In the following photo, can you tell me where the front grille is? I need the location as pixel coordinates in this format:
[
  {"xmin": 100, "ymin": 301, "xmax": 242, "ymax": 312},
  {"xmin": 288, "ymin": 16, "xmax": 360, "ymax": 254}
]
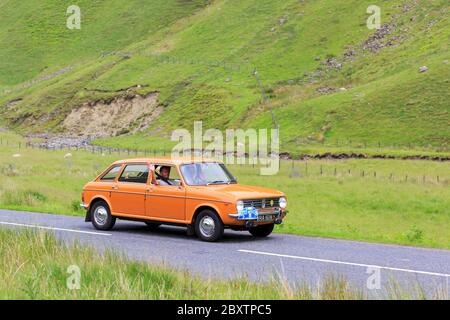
[{"xmin": 243, "ymin": 198, "xmax": 280, "ymax": 209}]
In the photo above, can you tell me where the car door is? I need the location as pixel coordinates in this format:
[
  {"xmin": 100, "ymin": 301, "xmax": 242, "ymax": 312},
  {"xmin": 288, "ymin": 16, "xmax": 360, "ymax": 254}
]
[
  {"xmin": 110, "ymin": 163, "xmax": 149, "ymax": 217},
  {"xmin": 146, "ymin": 164, "xmax": 186, "ymax": 222},
  {"xmin": 92, "ymin": 164, "xmax": 124, "ymax": 212}
]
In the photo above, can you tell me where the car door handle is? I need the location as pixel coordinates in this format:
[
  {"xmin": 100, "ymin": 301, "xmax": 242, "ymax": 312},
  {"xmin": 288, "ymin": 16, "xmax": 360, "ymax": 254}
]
[{"xmin": 112, "ymin": 186, "xmax": 119, "ymax": 190}]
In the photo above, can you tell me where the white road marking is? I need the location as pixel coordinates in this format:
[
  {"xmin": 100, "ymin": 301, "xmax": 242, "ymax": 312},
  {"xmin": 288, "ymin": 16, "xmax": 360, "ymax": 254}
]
[
  {"xmin": 0, "ymin": 221, "xmax": 112, "ymax": 236},
  {"xmin": 238, "ymin": 249, "xmax": 450, "ymax": 278}
]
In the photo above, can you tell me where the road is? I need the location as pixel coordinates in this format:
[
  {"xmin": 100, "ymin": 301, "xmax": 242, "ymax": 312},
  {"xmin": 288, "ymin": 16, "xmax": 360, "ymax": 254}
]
[{"xmin": 0, "ymin": 209, "xmax": 449, "ymax": 298}]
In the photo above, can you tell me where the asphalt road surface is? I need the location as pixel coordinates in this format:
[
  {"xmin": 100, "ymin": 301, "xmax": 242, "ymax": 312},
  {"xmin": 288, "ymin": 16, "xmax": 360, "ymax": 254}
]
[{"xmin": 0, "ymin": 209, "xmax": 449, "ymax": 298}]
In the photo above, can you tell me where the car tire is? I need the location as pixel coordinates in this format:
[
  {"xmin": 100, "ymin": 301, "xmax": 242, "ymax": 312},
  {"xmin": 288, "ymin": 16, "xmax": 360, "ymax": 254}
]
[
  {"xmin": 144, "ymin": 221, "xmax": 161, "ymax": 230},
  {"xmin": 91, "ymin": 201, "xmax": 116, "ymax": 231},
  {"xmin": 249, "ymin": 223, "xmax": 274, "ymax": 237},
  {"xmin": 195, "ymin": 210, "xmax": 224, "ymax": 242}
]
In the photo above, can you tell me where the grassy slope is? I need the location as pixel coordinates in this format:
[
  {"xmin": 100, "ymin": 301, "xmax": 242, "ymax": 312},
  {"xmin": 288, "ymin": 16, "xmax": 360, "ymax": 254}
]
[
  {"xmin": 0, "ymin": 0, "xmax": 209, "ymax": 129},
  {"xmin": 0, "ymin": 0, "xmax": 209, "ymax": 85},
  {"xmin": 1, "ymin": 132, "xmax": 449, "ymax": 249},
  {"xmin": 0, "ymin": 0, "xmax": 448, "ymax": 152}
]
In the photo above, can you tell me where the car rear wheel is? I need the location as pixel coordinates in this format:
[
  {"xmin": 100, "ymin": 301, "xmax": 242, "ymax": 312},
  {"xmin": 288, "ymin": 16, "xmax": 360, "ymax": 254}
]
[
  {"xmin": 91, "ymin": 201, "xmax": 116, "ymax": 231},
  {"xmin": 144, "ymin": 221, "xmax": 161, "ymax": 230},
  {"xmin": 249, "ymin": 223, "xmax": 274, "ymax": 237},
  {"xmin": 195, "ymin": 210, "xmax": 224, "ymax": 242}
]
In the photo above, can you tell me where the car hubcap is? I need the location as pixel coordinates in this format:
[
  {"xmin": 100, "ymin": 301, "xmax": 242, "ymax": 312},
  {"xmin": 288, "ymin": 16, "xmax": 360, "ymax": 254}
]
[
  {"xmin": 94, "ymin": 206, "xmax": 108, "ymax": 225},
  {"xmin": 199, "ymin": 216, "xmax": 215, "ymax": 238}
]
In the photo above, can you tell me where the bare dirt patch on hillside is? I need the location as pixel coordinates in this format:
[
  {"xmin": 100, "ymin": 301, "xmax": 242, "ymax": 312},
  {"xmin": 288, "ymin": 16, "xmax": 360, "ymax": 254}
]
[{"xmin": 63, "ymin": 92, "xmax": 163, "ymax": 138}]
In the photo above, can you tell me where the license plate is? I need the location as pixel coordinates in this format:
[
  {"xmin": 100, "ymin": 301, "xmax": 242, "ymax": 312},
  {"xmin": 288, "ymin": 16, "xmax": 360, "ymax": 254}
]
[
  {"xmin": 238, "ymin": 207, "xmax": 258, "ymax": 220},
  {"xmin": 257, "ymin": 214, "xmax": 274, "ymax": 221}
]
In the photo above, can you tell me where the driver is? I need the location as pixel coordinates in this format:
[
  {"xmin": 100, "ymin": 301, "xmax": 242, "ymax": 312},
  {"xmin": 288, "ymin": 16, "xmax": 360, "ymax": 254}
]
[{"xmin": 158, "ymin": 166, "xmax": 173, "ymax": 186}]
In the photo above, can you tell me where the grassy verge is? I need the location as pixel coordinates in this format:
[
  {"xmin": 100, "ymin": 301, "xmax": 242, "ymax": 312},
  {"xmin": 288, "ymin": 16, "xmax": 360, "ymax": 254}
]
[
  {"xmin": 0, "ymin": 228, "xmax": 362, "ymax": 299},
  {"xmin": 0, "ymin": 132, "xmax": 449, "ymax": 249},
  {"xmin": 1, "ymin": 228, "xmax": 447, "ymax": 300}
]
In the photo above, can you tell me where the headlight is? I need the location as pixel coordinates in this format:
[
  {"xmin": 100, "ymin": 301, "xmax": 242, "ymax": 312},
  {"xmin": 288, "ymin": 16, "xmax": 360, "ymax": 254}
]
[
  {"xmin": 279, "ymin": 197, "xmax": 287, "ymax": 209},
  {"xmin": 236, "ymin": 200, "xmax": 244, "ymax": 212}
]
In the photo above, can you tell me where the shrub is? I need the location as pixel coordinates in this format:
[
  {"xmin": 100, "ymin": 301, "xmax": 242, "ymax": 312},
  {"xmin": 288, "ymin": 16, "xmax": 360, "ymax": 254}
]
[{"xmin": 406, "ymin": 225, "xmax": 424, "ymax": 243}]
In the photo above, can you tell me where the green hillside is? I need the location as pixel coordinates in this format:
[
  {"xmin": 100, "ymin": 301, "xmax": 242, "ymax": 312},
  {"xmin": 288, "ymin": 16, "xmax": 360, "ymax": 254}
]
[{"xmin": 0, "ymin": 0, "xmax": 448, "ymax": 153}]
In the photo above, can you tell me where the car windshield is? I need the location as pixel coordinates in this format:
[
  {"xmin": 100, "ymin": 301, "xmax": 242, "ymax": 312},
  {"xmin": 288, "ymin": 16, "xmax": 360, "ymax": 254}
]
[{"xmin": 180, "ymin": 162, "xmax": 237, "ymax": 186}]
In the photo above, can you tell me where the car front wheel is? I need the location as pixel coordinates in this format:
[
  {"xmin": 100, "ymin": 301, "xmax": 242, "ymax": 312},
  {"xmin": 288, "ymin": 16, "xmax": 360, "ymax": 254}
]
[
  {"xmin": 195, "ymin": 210, "xmax": 224, "ymax": 242},
  {"xmin": 91, "ymin": 201, "xmax": 116, "ymax": 231},
  {"xmin": 249, "ymin": 223, "xmax": 274, "ymax": 237}
]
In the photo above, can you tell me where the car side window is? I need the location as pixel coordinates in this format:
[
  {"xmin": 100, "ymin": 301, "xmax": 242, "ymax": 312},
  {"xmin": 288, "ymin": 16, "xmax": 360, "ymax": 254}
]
[
  {"xmin": 118, "ymin": 164, "xmax": 149, "ymax": 184},
  {"xmin": 154, "ymin": 164, "xmax": 181, "ymax": 187},
  {"xmin": 100, "ymin": 165, "xmax": 122, "ymax": 181}
]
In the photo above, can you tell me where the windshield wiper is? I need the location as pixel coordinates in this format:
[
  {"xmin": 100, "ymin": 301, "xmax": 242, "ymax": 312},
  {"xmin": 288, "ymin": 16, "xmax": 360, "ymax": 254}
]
[{"xmin": 207, "ymin": 180, "xmax": 228, "ymax": 185}]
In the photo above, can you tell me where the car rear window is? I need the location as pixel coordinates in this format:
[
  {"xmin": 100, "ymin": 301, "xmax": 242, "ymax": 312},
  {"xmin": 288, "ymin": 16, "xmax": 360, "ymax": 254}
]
[
  {"xmin": 100, "ymin": 165, "xmax": 122, "ymax": 181},
  {"xmin": 118, "ymin": 164, "xmax": 149, "ymax": 184}
]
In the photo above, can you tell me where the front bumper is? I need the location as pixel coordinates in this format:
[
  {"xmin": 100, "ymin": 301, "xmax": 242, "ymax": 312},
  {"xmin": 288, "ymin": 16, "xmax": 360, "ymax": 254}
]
[{"xmin": 228, "ymin": 208, "xmax": 287, "ymax": 223}]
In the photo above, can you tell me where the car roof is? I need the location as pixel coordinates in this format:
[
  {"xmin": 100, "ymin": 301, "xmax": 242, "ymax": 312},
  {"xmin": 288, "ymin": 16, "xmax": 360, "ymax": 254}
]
[{"xmin": 112, "ymin": 157, "xmax": 224, "ymax": 166}]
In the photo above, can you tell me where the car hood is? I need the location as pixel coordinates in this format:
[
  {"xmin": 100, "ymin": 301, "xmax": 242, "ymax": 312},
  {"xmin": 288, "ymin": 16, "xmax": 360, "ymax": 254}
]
[{"xmin": 204, "ymin": 184, "xmax": 284, "ymax": 201}]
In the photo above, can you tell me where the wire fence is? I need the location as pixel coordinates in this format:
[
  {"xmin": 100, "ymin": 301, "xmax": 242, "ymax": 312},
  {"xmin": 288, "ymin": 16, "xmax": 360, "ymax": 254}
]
[
  {"xmin": 282, "ymin": 161, "xmax": 449, "ymax": 185},
  {"xmin": 1, "ymin": 137, "xmax": 449, "ymax": 158},
  {"xmin": 0, "ymin": 138, "xmax": 448, "ymax": 186},
  {"xmin": 297, "ymin": 138, "xmax": 449, "ymax": 152}
]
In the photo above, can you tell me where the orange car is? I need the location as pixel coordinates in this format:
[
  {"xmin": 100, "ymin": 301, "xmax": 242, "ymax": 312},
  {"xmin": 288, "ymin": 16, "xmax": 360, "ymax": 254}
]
[{"xmin": 81, "ymin": 158, "xmax": 287, "ymax": 241}]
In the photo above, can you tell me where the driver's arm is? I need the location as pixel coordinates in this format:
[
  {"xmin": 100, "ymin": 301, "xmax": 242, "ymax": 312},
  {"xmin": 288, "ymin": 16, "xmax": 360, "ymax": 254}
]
[{"xmin": 149, "ymin": 164, "xmax": 158, "ymax": 185}]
